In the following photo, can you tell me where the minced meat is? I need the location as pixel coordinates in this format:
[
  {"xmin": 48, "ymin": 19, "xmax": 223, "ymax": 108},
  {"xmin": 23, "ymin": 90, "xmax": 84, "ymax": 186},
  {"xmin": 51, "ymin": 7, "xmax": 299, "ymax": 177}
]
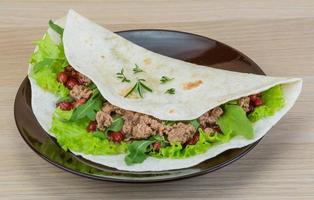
[
  {"xmin": 131, "ymin": 123, "xmax": 154, "ymax": 139},
  {"xmin": 70, "ymin": 85, "xmax": 92, "ymax": 100},
  {"xmin": 93, "ymin": 96, "xmax": 253, "ymax": 144},
  {"xmin": 238, "ymin": 96, "xmax": 251, "ymax": 112},
  {"xmin": 199, "ymin": 107, "xmax": 223, "ymax": 128},
  {"xmin": 166, "ymin": 123, "xmax": 196, "ymax": 144},
  {"xmin": 95, "ymin": 111, "xmax": 112, "ymax": 131}
]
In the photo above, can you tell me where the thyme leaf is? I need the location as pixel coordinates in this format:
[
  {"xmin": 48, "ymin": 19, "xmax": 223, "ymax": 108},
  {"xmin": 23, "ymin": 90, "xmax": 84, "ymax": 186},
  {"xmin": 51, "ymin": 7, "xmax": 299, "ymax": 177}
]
[
  {"xmin": 125, "ymin": 79, "xmax": 152, "ymax": 98},
  {"xmin": 160, "ymin": 76, "xmax": 174, "ymax": 84},
  {"xmin": 165, "ymin": 88, "xmax": 175, "ymax": 95},
  {"xmin": 116, "ymin": 68, "xmax": 130, "ymax": 83},
  {"xmin": 133, "ymin": 64, "xmax": 144, "ymax": 74}
]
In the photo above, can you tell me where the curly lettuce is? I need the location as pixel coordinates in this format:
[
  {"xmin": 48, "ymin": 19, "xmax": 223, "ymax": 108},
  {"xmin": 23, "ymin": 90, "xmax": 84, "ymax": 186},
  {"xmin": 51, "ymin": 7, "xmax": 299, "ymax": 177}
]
[
  {"xmin": 217, "ymin": 104, "xmax": 254, "ymax": 139},
  {"xmin": 248, "ymin": 85, "xmax": 285, "ymax": 122},
  {"xmin": 30, "ymin": 32, "xmax": 69, "ymax": 97},
  {"xmin": 50, "ymin": 109, "xmax": 127, "ymax": 155},
  {"xmin": 151, "ymin": 130, "xmax": 208, "ymax": 159}
]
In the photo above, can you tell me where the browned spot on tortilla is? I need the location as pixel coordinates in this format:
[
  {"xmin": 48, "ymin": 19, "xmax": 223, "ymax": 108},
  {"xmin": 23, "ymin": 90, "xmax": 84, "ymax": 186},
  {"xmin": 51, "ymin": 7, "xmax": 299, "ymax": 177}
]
[
  {"xmin": 101, "ymin": 55, "xmax": 105, "ymax": 59},
  {"xmin": 143, "ymin": 58, "xmax": 151, "ymax": 65},
  {"xmin": 169, "ymin": 109, "xmax": 176, "ymax": 113},
  {"xmin": 182, "ymin": 80, "xmax": 203, "ymax": 90},
  {"xmin": 119, "ymin": 87, "xmax": 139, "ymax": 99}
]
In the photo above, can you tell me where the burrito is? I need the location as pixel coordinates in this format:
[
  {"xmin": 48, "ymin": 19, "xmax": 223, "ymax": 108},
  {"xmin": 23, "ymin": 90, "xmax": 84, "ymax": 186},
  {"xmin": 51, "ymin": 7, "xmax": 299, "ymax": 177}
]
[{"xmin": 28, "ymin": 10, "xmax": 302, "ymax": 171}]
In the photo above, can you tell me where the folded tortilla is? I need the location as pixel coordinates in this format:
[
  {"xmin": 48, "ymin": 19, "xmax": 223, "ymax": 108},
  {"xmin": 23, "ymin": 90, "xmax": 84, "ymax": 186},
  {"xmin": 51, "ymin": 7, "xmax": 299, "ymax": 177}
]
[{"xmin": 29, "ymin": 10, "xmax": 302, "ymax": 171}]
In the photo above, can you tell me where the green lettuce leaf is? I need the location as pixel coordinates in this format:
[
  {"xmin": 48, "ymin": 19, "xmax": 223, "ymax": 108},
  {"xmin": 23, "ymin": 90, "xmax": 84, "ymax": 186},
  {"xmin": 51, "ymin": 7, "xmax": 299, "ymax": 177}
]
[
  {"xmin": 69, "ymin": 93, "xmax": 103, "ymax": 121},
  {"xmin": 151, "ymin": 129, "xmax": 211, "ymax": 159},
  {"xmin": 105, "ymin": 116, "xmax": 124, "ymax": 133},
  {"xmin": 125, "ymin": 138, "xmax": 156, "ymax": 165},
  {"xmin": 217, "ymin": 105, "xmax": 253, "ymax": 139},
  {"xmin": 190, "ymin": 119, "xmax": 200, "ymax": 129},
  {"xmin": 248, "ymin": 85, "xmax": 285, "ymax": 122},
  {"xmin": 30, "ymin": 32, "xmax": 69, "ymax": 97},
  {"xmin": 50, "ymin": 109, "xmax": 127, "ymax": 155}
]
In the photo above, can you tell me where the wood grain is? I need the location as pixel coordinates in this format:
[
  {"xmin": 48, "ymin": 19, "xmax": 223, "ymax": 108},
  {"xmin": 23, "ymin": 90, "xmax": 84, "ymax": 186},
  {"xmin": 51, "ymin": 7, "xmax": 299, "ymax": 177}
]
[{"xmin": 0, "ymin": 1, "xmax": 313, "ymax": 199}]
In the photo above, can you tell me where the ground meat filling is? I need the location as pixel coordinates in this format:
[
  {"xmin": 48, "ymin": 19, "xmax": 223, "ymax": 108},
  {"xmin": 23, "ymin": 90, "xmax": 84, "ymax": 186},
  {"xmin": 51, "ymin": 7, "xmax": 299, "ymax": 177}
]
[
  {"xmin": 238, "ymin": 96, "xmax": 251, "ymax": 112},
  {"xmin": 203, "ymin": 127, "xmax": 215, "ymax": 135},
  {"xmin": 95, "ymin": 103, "xmax": 196, "ymax": 143},
  {"xmin": 70, "ymin": 85, "xmax": 92, "ymax": 100},
  {"xmin": 93, "ymin": 94, "xmax": 257, "ymax": 144},
  {"xmin": 94, "ymin": 102, "xmax": 225, "ymax": 144},
  {"xmin": 95, "ymin": 111, "xmax": 112, "ymax": 131},
  {"xmin": 166, "ymin": 123, "xmax": 196, "ymax": 144}
]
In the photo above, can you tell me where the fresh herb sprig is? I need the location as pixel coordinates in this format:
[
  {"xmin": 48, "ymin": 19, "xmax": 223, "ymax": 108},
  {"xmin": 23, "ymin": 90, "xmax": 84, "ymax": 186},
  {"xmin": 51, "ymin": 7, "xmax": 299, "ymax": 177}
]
[
  {"xmin": 69, "ymin": 92, "xmax": 102, "ymax": 121},
  {"xmin": 165, "ymin": 88, "xmax": 175, "ymax": 95},
  {"xmin": 94, "ymin": 116, "xmax": 124, "ymax": 139},
  {"xmin": 160, "ymin": 76, "xmax": 174, "ymax": 84},
  {"xmin": 56, "ymin": 96, "xmax": 74, "ymax": 104},
  {"xmin": 124, "ymin": 79, "xmax": 152, "ymax": 98},
  {"xmin": 133, "ymin": 64, "xmax": 144, "ymax": 74},
  {"xmin": 116, "ymin": 69, "xmax": 130, "ymax": 83},
  {"xmin": 48, "ymin": 20, "xmax": 64, "ymax": 36}
]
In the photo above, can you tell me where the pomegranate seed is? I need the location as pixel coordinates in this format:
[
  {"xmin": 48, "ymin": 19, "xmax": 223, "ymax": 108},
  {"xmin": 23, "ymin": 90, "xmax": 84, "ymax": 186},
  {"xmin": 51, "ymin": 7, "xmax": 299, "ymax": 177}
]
[
  {"xmin": 57, "ymin": 101, "xmax": 73, "ymax": 111},
  {"xmin": 213, "ymin": 126, "xmax": 221, "ymax": 133},
  {"xmin": 65, "ymin": 78, "xmax": 79, "ymax": 89},
  {"xmin": 248, "ymin": 104, "xmax": 254, "ymax": 113},
  {"xmin": 249, "ymin": 95, "xmax": 257, "ymax": 102},
  {"xmin": 87, "ymin": 121, "xmax": 97, "ymax": 132},
  {"xmin": 108, "ymin": 132, "xmax": 124, "ymax": 143},
  {"xmin": 65, "ymin": 66, "xmax": 79, "ymax": 78},
  {"xmin": 186, "ymin": 132, "xmax": 199, "ymax": 145},
  {"xmin": 65, "ymin": 65, "xmax": 74, "ymax": 72},
  {"xmin": 57, "ymin": 71, "xmax": 68, "ymax": 84},
  {"xmin": 73, "ymin": 98, "xmax": 86, "ymax": 107},
  {"xmin": 254, "ymin": 98, "xmax": 263, "ymax": 106},
  {"xmin": 152, "ymin": 142, "xmax": 161, "ymax": 151},
  {"xmin": 71, "ymin": 71, "xmax": 79, "ymax": 79}
]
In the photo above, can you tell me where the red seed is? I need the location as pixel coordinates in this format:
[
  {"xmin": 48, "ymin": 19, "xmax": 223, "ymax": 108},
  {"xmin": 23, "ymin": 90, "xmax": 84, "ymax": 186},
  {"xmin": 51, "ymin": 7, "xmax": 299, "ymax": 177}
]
[
  {"xmin": 65, "ymin": 78, "xmax": 79, "ymax": 89},
  {"xmin": 249, "ymin": 95, "xmax": 257, "ymax": 102},
  {"xmin": 57, "ymin": 71, "xmax": 68, "ymax": 84},
  {"xmin": 87, "ymin": 121, "xmax": 97, "ymax": 132},
  {"xmin": 186, "ymin": 132, "xmax": 199, "ymax": 145},
  {"xmin": 108, "ymin": 132, "xmax": 124, "ymax": 143},
  {"xmin": 73, "ymin": 98, "xmax": 86, "ymax": 107},
  {"xmin": 248, "ymin": 104, "xmax": 254, "ymax": 113},
  {"xmin": 152, "ymin": 142, "xmax": 161, "ymax": 151},
  {"xmin": 254, "ymin": 98, "xmax": 263, "ymax": 106},
  {"xmin": 65, "ymin": 65, "xmax": 74, "ymax": 72},
  {"xmin": 213, "ymin": 126, "xmax": 221, "ymax": 133},
  {"xmin": 65, "ymin": 65, "xmax": 80, "ymax": 78},
  {"xmin": 71, "ymin": 71, "xmax": 79, "ymax": 79},
  {"xmin": 57, "ymin": 101, "xmax": 73, "ymax": 111}
]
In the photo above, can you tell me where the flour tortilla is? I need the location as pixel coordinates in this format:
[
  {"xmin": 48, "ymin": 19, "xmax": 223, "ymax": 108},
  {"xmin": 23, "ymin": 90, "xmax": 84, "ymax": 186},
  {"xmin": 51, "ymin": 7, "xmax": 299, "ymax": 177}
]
[{"xmin": 29, "ymin": 10, "xmax": 302, "ymax": 171}]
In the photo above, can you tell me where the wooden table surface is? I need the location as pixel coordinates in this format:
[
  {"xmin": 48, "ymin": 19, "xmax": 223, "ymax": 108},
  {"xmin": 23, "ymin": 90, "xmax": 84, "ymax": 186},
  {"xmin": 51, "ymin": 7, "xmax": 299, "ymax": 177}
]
[{"xmin": 1, "ymin": 1, "xmax": 313, "ymax": 199}]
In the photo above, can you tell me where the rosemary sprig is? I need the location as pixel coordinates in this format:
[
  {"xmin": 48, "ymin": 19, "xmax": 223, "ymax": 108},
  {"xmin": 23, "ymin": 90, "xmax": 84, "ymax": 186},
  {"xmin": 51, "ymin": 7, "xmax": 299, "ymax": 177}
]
[
  {"xmin": 165, "ymin": 88, "xmax": 175, "ymax": 95},
  {"xmin": 133, "ymin": 64, "xmax": 144, "ymax": 74},
  {"xmin": 125, "ymin": 79, "xmax": 153, "ymax": 98},
  {"xmin": 116, "ymin": 68, "xmax": 130, "ymax": 83},
  {"xmin": 160, "ymin": 76, "xmax": 174, "ymax": 84}
]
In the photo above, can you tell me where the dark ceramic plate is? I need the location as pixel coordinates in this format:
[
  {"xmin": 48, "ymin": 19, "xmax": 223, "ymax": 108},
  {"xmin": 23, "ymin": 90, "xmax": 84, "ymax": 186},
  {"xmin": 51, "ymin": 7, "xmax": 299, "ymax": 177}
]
[{"xmin": 15, "ymin": 30, "xmax": 264, "ymax": 182}]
